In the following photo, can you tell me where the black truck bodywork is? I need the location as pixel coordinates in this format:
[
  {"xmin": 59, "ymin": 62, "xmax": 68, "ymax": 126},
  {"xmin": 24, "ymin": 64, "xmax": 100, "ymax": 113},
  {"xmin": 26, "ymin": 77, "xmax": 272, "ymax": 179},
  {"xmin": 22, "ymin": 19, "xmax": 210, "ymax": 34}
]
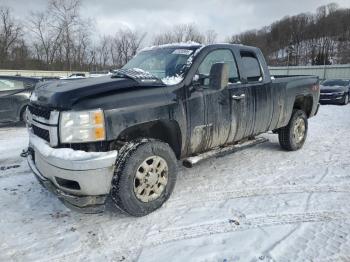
[
  {"xmin": 26, "ymin": 44, "xmax": 320, "ymax": 215},
  {"xmin": 30, "ymin": 44, "xmax": 319, "ymax": 157}
]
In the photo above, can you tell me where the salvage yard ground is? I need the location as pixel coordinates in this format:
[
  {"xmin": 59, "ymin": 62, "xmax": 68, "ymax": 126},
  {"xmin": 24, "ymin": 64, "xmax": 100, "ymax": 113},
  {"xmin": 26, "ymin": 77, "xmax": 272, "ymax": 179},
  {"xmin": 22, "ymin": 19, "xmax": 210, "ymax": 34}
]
[{"xmin": 1, "ymin": 104, "xmax": 350, "ymax": 262}]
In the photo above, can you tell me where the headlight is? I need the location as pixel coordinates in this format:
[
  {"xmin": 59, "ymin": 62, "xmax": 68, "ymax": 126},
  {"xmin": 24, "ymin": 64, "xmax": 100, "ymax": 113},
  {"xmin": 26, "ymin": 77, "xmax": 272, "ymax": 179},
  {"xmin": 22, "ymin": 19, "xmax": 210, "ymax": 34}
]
[
  {"xmin": 59, "ymin": 109, "xmax": 106, "ymax": 143},
  {"xmin": 335, "ymin": 91, "xmax": 345, "ymax": 95}
]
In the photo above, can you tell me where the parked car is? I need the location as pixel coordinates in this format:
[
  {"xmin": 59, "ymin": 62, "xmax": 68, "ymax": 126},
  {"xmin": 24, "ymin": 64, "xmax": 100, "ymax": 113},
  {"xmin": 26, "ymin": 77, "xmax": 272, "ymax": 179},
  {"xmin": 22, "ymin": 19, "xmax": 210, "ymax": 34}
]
[
  {"xmin": 24, "ymin": 43, "xmax": 320, "ymax": 216},
  {"xmin": 89, "ymin": 70, "xmax": 113, "ymax": 78},
  {"xmin": 60, "ymin": 73, "xmax": 86, "ymax": 80},
  {"xmin": 319, "ymin": 79, "xmax": 350, "ymax": 105},
  {"xmin": 0, "ymin": 76, "xmax": 42, "ymax": 123}
]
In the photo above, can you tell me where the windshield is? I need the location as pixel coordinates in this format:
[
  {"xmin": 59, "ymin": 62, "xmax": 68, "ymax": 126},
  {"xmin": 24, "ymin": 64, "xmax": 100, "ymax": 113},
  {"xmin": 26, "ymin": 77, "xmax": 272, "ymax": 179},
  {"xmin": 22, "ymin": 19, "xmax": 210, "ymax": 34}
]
[
  {"xmin": 322, "ymin": 80, "xmax": 349, "ymax": 86},
  {"xmin": 122, "ymin": 47, "xmax": 197, "ymax": 84}
]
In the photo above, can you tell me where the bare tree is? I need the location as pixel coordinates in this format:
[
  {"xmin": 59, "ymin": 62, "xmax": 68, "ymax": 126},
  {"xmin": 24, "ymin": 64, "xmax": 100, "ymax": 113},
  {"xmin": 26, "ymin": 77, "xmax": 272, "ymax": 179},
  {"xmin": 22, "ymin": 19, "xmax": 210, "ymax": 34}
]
[
  {"xmin": 94, "ymin": 29, "xmax": 146, "ymax": 70},
  {"xmin": 28, "ymin": 11, "xmax": 63, "ymax": 69},
  {"xmin": 205, "ymin": 30, "xmax": 217, "ymax": 44},
  {"xmin": 110, "ymin": 29, "xmax": 146, "ymax": 68},
  {"xmin": 327, "ymin": 3, "xmax": 339, "ymax": 14},
  {"xmin": 97, "ymin": 35, "xmax": 110, "ymax": 68},
  {"xmin": 0, "ymin": 6, "xmax": 22, "ymax": 67},
  {"xmin": 185, "ymin": 24, "xmax": 205, "ymax": 43},
  {"xmin": 152, "ymin": 23, "xmax": 206, "ymax": 45},
  {"xmin": 49, "ymin": 0, "xmax": 82, "ymax": 70},
  {"xmin": 153, "ymin": 32, "xmax": 174, "ymax": 45}
]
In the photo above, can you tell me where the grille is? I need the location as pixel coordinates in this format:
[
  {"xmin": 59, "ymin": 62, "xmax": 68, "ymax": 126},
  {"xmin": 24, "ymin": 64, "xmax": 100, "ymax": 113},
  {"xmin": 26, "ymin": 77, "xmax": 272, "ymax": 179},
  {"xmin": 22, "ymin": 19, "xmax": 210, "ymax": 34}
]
[
  {"xmin": 28, "ymin": 104, "xmax": 51, "ymax": 120},
  {"xmin": 320, "ymin": 94, "xmax": 334, "ymax": 99},
  {"xmin": 59, "ymin": 141, "xmax": 110, "ymax": 152},
  {"xmin": 32, "ymin": 125, "xmax": 50, "ymax": 143}
]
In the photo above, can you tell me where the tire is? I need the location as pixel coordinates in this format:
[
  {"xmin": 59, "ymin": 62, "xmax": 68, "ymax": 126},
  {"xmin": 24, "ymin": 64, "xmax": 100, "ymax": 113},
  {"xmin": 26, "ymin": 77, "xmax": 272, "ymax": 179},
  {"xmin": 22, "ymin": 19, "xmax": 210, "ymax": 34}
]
[
  {"xmin": 111, "ymin": 139, "xmax": 178, "ymax": 217},
  {"xmin": 20, "ymin": 106, "xmax": 28, "ymax": 124},
  {"xmin": 278, "ymin": 109, "xmax": 308, "ymax": 151},
  {"xmin": 341, "ymin": 94, "xmax": 349, "ymax": 105}
]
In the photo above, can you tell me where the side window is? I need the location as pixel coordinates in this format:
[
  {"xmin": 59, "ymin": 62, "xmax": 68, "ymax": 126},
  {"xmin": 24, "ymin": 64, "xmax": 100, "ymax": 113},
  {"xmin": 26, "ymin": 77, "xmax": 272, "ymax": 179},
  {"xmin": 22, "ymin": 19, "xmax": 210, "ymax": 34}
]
[
  {"xmin": 0, "ymin": 79, "xmax": 25, "ymax": 91},
  {"xmin": 198, "ymin": 49, "xmax": 239, "ymax": 87},
  {"xmin": 240, "ymin": 52, "xmax": 262, "ymax": 82}
]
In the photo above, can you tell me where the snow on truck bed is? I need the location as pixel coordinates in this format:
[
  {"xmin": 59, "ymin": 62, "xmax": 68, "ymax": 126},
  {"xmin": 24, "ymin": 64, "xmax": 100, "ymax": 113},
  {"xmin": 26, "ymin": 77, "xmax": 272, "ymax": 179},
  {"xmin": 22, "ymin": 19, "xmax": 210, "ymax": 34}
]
[{"xmin": 1, "ymin": 105, "xmax": 350, "ymax": 261}]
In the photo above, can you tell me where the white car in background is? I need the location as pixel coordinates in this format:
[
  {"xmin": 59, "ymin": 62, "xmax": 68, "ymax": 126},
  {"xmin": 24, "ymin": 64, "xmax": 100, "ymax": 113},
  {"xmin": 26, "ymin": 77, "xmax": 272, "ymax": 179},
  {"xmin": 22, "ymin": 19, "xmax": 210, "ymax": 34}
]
[
  {"xmin": 60, "ymin": 73, "xmax": 86, "ymax": 80},
  {"xmin": 89, "ymin": 70, "xmax": 113, "ymax": 78}
]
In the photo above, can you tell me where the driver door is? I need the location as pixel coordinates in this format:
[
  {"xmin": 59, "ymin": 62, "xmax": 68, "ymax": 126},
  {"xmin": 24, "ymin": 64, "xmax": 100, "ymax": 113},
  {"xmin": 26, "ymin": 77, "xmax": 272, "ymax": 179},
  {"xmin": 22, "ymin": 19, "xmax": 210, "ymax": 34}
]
[{"xmin": 186, "ymin": 49, "xmax": 239, "ymax": 154}]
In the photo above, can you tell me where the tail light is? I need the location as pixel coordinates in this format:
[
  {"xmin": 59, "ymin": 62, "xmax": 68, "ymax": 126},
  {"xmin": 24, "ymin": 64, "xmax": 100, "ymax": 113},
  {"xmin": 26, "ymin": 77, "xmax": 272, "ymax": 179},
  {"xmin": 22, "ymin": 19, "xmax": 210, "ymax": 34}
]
[{"xmin": 312, "ymin": 84, "xmax": 319, "ymax": 92}]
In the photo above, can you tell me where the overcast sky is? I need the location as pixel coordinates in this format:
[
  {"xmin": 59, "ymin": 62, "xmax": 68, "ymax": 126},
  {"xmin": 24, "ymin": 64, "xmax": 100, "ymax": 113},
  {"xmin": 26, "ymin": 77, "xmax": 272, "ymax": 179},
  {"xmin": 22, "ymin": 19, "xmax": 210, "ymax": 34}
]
[{"xmin": 2, "ymin": 0, "xmax": 350, "ymax": 44}]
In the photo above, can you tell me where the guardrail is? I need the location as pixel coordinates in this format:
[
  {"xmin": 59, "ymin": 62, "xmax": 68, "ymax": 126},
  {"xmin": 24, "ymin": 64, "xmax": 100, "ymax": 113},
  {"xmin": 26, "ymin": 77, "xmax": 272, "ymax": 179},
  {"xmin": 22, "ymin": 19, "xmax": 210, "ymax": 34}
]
[
  {"xmin": 269, "ymin": 64, "xmax": 350, "ymax": 80},
  {"xmin": 0, "ymin": 69, "xmax": 89, "ymax": 78}
]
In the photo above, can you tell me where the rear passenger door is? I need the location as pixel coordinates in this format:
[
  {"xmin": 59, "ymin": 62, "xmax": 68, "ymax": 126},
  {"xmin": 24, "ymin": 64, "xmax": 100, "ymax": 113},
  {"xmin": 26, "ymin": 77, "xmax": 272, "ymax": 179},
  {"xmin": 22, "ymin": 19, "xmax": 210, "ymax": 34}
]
[{"xmin": 229, "ymin": 51, "xmax": 273, "ymax": 141}]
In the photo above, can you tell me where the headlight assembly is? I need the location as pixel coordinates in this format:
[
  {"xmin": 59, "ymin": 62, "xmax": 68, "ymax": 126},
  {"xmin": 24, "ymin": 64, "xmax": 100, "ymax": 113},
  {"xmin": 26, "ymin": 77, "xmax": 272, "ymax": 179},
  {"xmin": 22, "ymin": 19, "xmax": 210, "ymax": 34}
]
[{"xmin": 59, "ymin": 109, "xmax": 106, "ymax": 143}]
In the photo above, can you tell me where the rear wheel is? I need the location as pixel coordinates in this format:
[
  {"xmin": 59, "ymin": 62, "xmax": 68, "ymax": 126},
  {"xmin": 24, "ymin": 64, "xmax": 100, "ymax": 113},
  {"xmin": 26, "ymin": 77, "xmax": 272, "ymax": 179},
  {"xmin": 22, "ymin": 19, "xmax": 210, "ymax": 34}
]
[
  {"xmin": 278, "ymin": 109, "xmax": 308, "ymax": 151},
  {"xmin": 111, "ymin": 139, "xmax": 177, "ymax": 216}
]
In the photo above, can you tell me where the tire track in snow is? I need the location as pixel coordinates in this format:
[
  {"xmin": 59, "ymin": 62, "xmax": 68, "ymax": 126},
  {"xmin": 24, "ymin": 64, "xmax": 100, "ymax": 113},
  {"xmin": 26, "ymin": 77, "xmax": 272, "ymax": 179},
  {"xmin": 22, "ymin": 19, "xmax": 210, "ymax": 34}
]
[
  {"xmin": 91, "ymin": 183, "xmax": 350, "ymax": 232},
  {"xmin": 144, "ymin": 211, "xmax": 350, "ymax": 248},
  {"xmin": 4, "ymin": 181, "xmax": 349, "ymax": 235},
  {"xmin": 48, "ymin": 211, "xmax": 350, "ymax": 261},
  {"xmin": 167, "ymin": 183, "xmax": 350, "ymax": 207}
]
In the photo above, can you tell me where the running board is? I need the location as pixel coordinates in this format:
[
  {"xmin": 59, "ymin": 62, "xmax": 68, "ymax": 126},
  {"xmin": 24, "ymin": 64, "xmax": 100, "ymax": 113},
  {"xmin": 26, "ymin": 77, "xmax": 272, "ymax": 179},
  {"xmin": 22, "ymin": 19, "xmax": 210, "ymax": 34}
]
[{"xmin": 182, "ymin": 137, "xmax": 268, "ymax": 168}]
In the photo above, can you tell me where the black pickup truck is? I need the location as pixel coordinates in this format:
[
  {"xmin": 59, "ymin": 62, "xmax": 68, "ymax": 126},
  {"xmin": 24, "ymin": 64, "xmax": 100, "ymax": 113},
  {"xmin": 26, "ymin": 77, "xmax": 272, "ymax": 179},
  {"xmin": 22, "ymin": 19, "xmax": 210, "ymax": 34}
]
[{"xmin": 24, "ymin": 43, "xmax": 320, "ymax": 216}]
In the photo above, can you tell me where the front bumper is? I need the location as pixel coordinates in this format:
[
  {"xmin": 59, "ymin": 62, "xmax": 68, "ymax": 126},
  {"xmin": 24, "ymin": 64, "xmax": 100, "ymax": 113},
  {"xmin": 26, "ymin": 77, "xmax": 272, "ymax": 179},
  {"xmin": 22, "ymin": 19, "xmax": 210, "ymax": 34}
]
[
  {"xmin": 26, "ymin": 133, "xmax": 118, "ymax": 213},
  {"xmin": 319, "ymin": 93, "xmax": 344, "ymax": 103}
]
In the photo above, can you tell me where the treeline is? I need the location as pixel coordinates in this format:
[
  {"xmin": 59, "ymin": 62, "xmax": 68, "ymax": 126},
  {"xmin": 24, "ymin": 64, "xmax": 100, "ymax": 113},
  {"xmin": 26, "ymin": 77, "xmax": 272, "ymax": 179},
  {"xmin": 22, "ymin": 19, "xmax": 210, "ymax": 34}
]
[
  {"xmin": 1, "ymin": 1, "xmax": 350, "ymax": 72},
  {"xmin": 228, "ymin": 3, "xmax": 350, "ymax": 66},
  {"xmin": 0, "ymin": 0, "xmax": 217, "ymax": 72},
  {"xmin": 0, "ymin": 0, "xmax": 148, "ymax": 71}
]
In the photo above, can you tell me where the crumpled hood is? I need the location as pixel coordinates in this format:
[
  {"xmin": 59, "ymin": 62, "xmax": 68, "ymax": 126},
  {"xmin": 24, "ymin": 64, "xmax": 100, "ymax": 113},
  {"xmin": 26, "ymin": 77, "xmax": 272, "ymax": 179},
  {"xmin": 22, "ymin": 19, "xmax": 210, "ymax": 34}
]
[
  {"xmin": 320, "ymin": 85, "xmax": 347, "ymax": 93},
  {"xmin": 30, "ymin": 76, "xmax": 165, "ymax": 109}
]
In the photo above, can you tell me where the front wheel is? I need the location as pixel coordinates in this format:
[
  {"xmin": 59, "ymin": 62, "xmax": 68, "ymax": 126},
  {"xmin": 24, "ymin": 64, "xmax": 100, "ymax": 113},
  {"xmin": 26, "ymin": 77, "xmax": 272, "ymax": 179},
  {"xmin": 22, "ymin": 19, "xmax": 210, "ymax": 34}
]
[
  {"xmin": 278, "ymin": 109, "xmax": 308, "ymax": 151},
  {"xmin": 111, "ymin": 139, "xmax": 177, "ymax": 217}
]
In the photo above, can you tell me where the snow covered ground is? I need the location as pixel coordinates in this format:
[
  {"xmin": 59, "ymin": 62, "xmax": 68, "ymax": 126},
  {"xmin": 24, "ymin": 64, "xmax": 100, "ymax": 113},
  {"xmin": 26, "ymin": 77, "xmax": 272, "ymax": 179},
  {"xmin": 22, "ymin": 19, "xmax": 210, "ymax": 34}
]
[{"xmin": 1, "ymin": 104, "xmax": 350, "ymax": 262}]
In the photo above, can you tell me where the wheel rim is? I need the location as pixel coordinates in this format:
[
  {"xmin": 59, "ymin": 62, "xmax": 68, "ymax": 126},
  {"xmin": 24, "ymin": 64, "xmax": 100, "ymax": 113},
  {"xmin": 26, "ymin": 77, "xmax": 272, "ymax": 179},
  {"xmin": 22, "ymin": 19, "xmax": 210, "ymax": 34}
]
[
  {"xmin": 134, "ymin": 156, "xmax": 168, "ymax": 203},
  {"xmin": 293, "ymin": 117, "xmax": 306, "ymax": 143}
]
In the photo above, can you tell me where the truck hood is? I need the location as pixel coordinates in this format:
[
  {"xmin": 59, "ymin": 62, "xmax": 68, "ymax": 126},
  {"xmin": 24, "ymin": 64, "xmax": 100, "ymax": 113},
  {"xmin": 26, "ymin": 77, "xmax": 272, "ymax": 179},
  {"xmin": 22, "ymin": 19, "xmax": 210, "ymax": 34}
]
[
  {"xmin": 30, "ymin": 76, "xmax": 165, "ymax": 109},
  {"xmin": 320, "ymin": 85, "xmax": 347, "ymax": 93}
]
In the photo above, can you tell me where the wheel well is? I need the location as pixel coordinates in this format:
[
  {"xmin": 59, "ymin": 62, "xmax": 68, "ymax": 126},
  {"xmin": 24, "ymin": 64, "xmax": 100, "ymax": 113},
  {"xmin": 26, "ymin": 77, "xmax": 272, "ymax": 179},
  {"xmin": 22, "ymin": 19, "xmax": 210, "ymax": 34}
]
[
  {"xmin": 293, "ymin": 96, "xmax": 313, "ymax": 117},
  {"xmin": 117, "ymin": 120, "xmax": 182, "ymax": 159},
  {"xmin": 19, "ymin": 105, "xmax": 28, "ymax": 121}
]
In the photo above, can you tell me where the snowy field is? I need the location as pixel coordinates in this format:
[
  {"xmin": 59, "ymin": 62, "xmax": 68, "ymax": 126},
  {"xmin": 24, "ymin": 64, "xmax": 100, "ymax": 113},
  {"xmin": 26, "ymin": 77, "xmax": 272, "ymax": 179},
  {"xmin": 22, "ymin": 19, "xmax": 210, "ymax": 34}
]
[{"xmin": 1, "ymin": 104, "xmax": 350, "ymax": 262}]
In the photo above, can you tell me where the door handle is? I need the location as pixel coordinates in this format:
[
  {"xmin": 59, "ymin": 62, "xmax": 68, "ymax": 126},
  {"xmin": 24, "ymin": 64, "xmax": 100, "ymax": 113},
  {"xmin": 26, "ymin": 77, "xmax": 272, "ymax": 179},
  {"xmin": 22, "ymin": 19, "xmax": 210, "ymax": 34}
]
[{"xmin": 232, "ymin": 94, "xmax": 245, "ymax": 100}]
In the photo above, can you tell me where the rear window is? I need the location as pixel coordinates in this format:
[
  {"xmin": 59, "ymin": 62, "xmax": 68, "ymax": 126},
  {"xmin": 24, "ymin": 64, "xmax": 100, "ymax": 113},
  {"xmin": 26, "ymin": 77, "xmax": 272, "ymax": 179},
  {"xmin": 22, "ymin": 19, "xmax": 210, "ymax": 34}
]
[
  {"xmin": 0, "ymin": 79, "xmax": 25, "ymax": 91},
  {"xmin": 240, "ymin": 52, "xmax": 262, "ymax": 82}
]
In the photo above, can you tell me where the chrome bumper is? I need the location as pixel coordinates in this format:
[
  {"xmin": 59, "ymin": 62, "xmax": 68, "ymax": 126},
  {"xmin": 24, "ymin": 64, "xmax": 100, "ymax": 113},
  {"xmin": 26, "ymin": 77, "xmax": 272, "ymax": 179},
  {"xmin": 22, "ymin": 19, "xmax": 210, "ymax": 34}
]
[{"xmin": 26, "ymin": 134, "xmax": 118, "ymax": 213}]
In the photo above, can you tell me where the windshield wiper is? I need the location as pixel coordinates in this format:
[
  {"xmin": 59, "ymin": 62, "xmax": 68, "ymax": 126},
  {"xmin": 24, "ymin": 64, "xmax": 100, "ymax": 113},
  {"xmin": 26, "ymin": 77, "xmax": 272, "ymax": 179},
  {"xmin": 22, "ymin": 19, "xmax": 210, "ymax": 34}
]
[{"xmin": 111, "ymin": 68, "xmax": 163, "ymax": 84}]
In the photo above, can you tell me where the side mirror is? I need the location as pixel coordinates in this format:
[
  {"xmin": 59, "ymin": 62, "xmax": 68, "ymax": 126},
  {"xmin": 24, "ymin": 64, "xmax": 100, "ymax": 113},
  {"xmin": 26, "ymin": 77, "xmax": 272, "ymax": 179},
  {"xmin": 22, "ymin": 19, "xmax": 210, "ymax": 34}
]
[
  {"xmin": 209, "ymin": 62, "xmax": 229, "ymax": 91},
  {"xmin": 191, "ymin": 74, "xmax": 205, "ymax": 91}
]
